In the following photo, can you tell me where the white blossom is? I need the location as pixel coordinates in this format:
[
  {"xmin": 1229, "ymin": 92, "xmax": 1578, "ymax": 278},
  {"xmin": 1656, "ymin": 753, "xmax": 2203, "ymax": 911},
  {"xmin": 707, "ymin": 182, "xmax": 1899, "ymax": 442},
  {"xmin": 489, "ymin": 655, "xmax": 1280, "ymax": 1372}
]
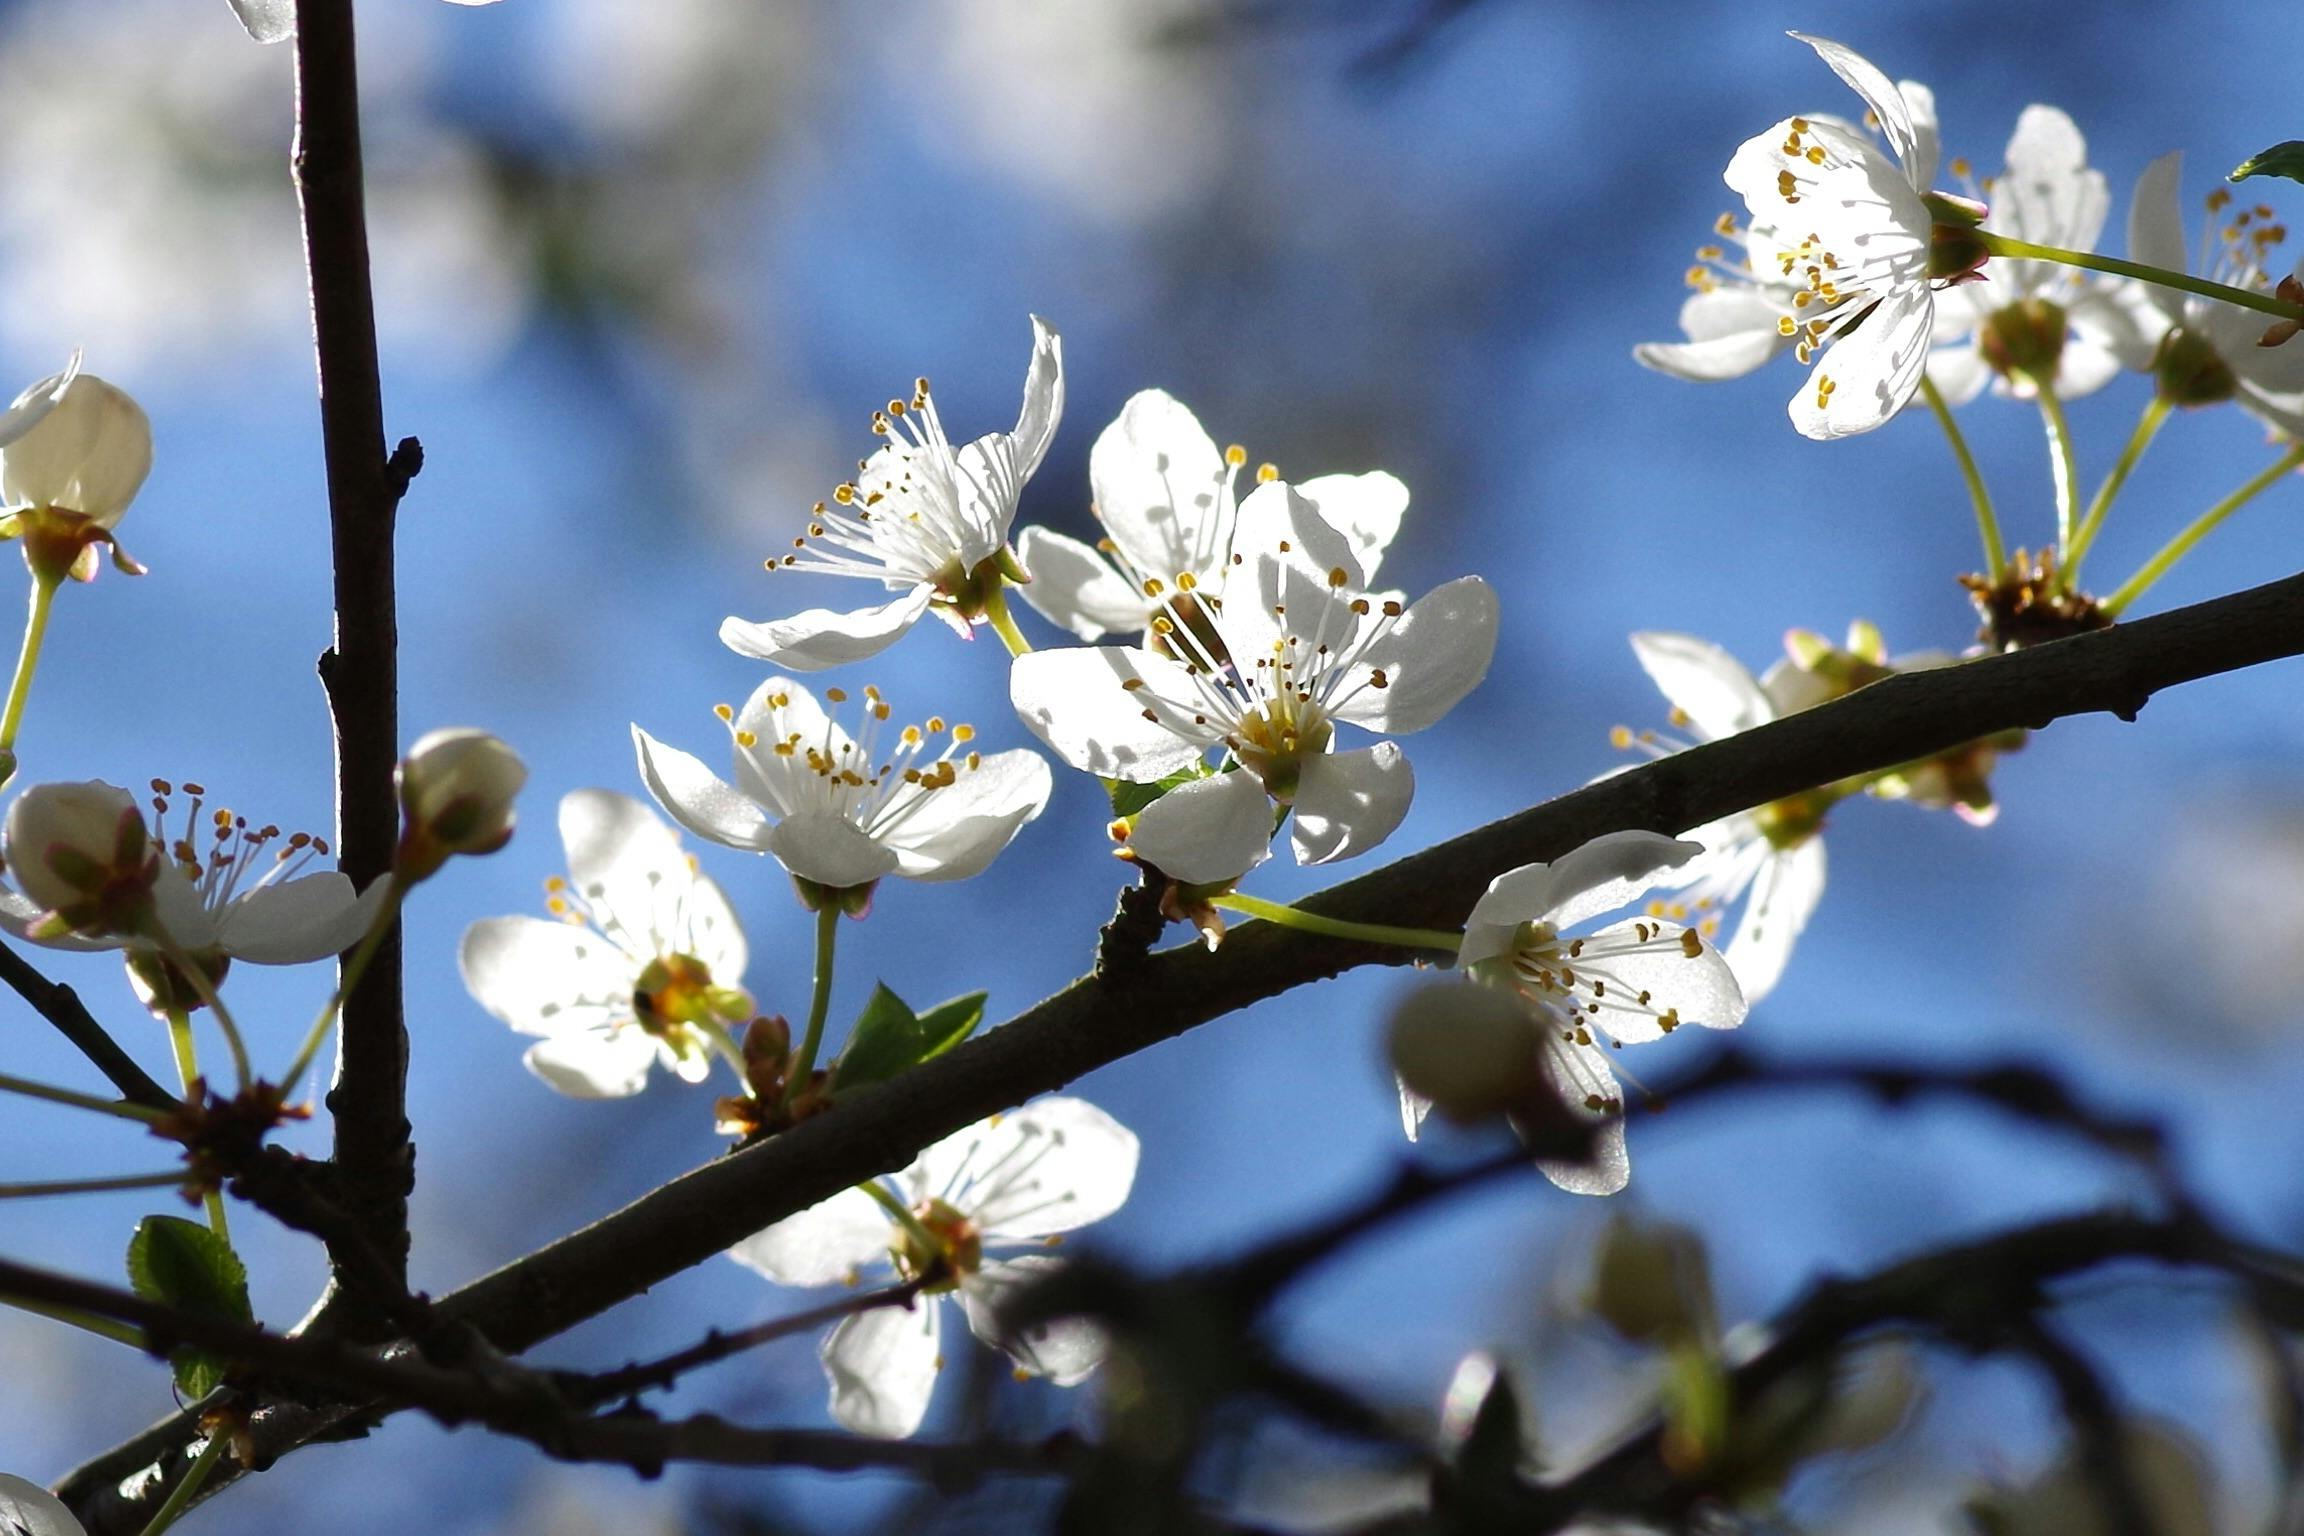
[
  {"xmin": 1650, "ymin": 34, "xmax": 1947, "ymax": 439},
  {"xmin": 2116, "ymin": 152, "xmax": 2304, "ymax": 434},
  {"xmin": 730, "ymin": 1097, "xmax": 1139, "ymax": 1438},
  {"xmin": 1927, "ymin": 107, "xmax": 2155, "ymax": 403},
  {"xmin": 0, "ymin": 369, "xmax": 150, "ymax": 526},
  {"xmin": 460, "ymin": 790, "xmax": 749, "ymax": 1099},
  {"xmin": 1010, "ymin": 478, "xmax": 1495, "ymax": 884},
  {"xmin": 1014, "ymin": 387, "xmax": 1405, "ymax": 643},
  {"xmin": 1407, "ymin": 831, "xmax": 1747, "ymax": 1197},
  {"xmin": 720, "ymin": 317, "xmax": 1063, "ymax": 671},
  {"xmin": 1619, "ymin": 631, "xmax": 1831, "ymax": 1006},
  {"xmin": 398, "ymin": 728, "xmax": 527, "ymax": 874},
  {"xmin": 633, "ymin": 677, "xmax": 1052, "ymax": 898},
  {"xmin": 0, "ymin": 777, "xmax": 377, "ymax": 971}
]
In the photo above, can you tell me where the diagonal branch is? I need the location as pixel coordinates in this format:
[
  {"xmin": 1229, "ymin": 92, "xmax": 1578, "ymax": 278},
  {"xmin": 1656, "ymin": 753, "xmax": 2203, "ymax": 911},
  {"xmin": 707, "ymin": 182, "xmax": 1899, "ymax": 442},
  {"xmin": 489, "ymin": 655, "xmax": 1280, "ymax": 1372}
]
[
  {"xmin": 57, "ymin": 568, "xmax": 2304, "ymax": 1528},
  {"xmin": 291, "ymin": 0, "xmax": 416, "ymax": 1327},
  {"xmin": 0, "ymin": 940, "xmax": 174, "ymax": 1110}
]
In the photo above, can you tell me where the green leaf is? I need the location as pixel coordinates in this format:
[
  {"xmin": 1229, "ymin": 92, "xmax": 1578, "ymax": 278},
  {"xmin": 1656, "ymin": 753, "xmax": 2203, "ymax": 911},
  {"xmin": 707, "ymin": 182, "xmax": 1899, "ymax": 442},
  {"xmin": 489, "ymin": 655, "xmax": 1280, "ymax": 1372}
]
[
  {"xmin": 126, "ymin": 1215, "xmax": 252, "ymax": 1401},
  {"xmin": 2230, "ymin": 140, "xmax": 2304, "ymax": 185},
  {"xmin": 831, "ymin": 984, "xmax": 988, "ymax": 1092},
  {"xmin": 1104, "ymin": 767, "xmax": 1203, "ymax": 818}
]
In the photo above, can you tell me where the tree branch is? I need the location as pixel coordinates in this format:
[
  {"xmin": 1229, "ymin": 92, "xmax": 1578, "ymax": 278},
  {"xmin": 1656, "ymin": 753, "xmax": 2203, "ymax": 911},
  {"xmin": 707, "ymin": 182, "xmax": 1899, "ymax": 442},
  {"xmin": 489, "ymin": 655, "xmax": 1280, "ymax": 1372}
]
[
  {"xmin": 57, "ymin": 569, "xmax": 2304, "ymax": 1528},
  {"xmin": 291, "ymin": 0, "xmax": 413, "ymax": 1325},
  {"xmin": 0, "ymin": 941, "xmax": 174, "ymax": 1111}
]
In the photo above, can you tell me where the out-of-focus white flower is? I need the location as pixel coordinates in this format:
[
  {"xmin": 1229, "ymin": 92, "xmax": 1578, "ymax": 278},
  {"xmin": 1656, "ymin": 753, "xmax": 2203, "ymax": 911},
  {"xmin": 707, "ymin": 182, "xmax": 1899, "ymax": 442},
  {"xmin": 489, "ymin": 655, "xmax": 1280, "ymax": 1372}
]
[
  {"xmin": 0, "ymin": 364, "xmax": 153, "ymax": 581},
  {"xmin": 398, "ymin": 728, "xmax": 527, "ymax": 878},
  {"xmin": 2117, "ymin": 153, "xmax": 2304, "ymax": 434},
  {"xmin": 461, "ymin": 790, "xmax": 750, "ymax": 1098},
  {"xmin": 634, "ymin": 677, "xmax": 1051, "ymax": 903},
  {"xmin": 1414, "ymin": 830, "xmax": 1746, "ymax": 1197},
  {"xmin": 721, "ymin": 318, "xmax": 1062, "ymax": 671},
  {"xmin": 1928, "ymin": 107, "xmax": 2157, "ymax": 403},
  {"xmin": 730, "ymin": 1097, "xmax": 1139, "ymax": 1438},
  {"xmin": 0, "ymin": 1474, "xmax": 84, "ymax": 1536},
  {"xmin": 1011, "ymin": 479, "xmax": 1494, "ymax": 883},
  {"xmin": 1015, "ymin": 388, "xmax": 1405, "ymax": 643},
  {"xmin": 0, "ymin": 0, "xmax": 522, "ymax": 371}
]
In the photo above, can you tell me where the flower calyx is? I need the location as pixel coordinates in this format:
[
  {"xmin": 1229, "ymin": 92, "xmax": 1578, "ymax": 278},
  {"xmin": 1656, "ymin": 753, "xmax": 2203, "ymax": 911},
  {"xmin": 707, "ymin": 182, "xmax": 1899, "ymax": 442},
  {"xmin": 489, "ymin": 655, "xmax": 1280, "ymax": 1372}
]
[
  {"xmin": 714, "ymin": 1015, "xmax": 830, "ymax": 1141},
  {"xmin": 890, "ymin": 1196, "xmax": 984, "ymax": 1294},
  {"xmin": 1922, "ymin": 190, "xmax": 1993, "ymax": 283},
  {"xmin": 1959, "ymin": 547, "xmax": 2111, "ymax": 651},
  {"xmin": 1977, "ymin": 296, "xmax": 2070, "ymax": 385}
]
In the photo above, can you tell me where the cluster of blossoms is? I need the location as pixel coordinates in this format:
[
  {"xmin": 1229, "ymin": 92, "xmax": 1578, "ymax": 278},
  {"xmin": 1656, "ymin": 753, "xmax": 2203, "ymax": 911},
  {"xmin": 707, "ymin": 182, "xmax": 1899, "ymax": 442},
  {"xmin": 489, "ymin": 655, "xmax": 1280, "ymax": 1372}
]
[{"xmin": 1639, "ymin": 31, "xmax": 2304, "ymax": 443}]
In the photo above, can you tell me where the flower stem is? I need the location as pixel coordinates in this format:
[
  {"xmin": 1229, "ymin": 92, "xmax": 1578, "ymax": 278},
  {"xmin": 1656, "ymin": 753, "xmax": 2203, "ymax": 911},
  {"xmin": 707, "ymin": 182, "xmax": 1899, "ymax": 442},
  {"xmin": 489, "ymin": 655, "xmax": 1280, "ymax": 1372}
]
[
  {"xmin": 0, "ymin": 1293, "xmax": 146, "ymax": 1349},
  {"xmin": 1212, "ymin": 892, "xmax": 1462, "ymax": 953},
  {"xmin": 281, "ymin": 874, "xmax": 404, "ymax": 1099},
  {"xmin": 782, "ymin": 905, "xmax": 841, "ymax": 1106},
  {"xmin": 1979, "ymin": 231, "xmax": 2304, "ymax": 324},
  {"xmin": 859, "ymin": 1177, "xmax": 938, "ymax": 1254},
  {"xmin": 2065, "ymin": 395, "xmax": 2172, "ymax": 585},
  {"xmin": 982, "ymin": 583, "xmax": 1032, "ymax": 656},
  {"xmin": 2028, "ymin": 374, "xmax": 2082, "ymax": 560},
  {"xmin": 158, "ymin": 939, "xmax": 250, "ymax": 1091},
  {"xmin": 163, "ymin": 1006, "xmax": 231, "ymax": 1244},
  {"xmin": 704, "ymin": 1019, "xmax": 752, "ymax": 1091},
  {"xmin": 0, "ymin": 1070, "xmax": 171, "ymax": 1124},
  {"xmin": 2103, "ymin": 443, "xmax": 2304, "ymax": 615},
  {"xmin": 0, "ymin": 1170, "xmax": 189, "ymax": 1199},
  {"xmin": 136, "ymin": 1431, "xmax": 227, "ymax": 1536},
  {"xmin": 1919, "ymin": 372, "xmax": 2004, "ymax": 576},
  {"xmin": 0, "ymin": 567, "xmax": 62, "ymax": 763}
]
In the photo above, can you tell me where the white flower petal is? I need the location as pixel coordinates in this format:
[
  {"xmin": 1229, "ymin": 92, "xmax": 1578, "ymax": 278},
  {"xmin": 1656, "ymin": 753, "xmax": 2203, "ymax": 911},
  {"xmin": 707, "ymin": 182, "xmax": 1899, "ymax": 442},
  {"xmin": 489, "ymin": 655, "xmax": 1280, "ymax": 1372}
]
[
  {"xmin": 558, "ymin": 790, "xmax": 707, "ymax": 954},
  {"xmin": 730, "ymin": 676, "xmax": 852, "ymax": 820},
  {"xmin": 881, "ymin": 749, "xmax": 1051, "ymax": 883},
  {"xmin": 1536, "ymin": 1033, "xmax": 1629, "ymax": 1197},
  {"xmin": 1013, "ymin": 525, "xmax": 1153, "ymax": 640},
  {"xmin": 1790, "ymin": 34, "xmax": 1922, "ymax": 179},
  {"xmin": 1089, "ymin": 388, "xmax": 1228, "ymax": 582},
  {"xmin": 961, "ymin": 1256, "xmax": 1106, "ymax": 1385},
  {"xmin": 1239, "ymin": 481, "xmax": 1366, "ymax": 641},
  {"xmin": 216, "ymin": 872, "xmax": 373, "ymax": 964},
  {"xmin": 729, "ymin": 1184, "xmax": 897, "ymax": 1286},
  {"xmin": 922, "ymin": 1096, "xmax": 1140, "ymax": 1241},
  {"xmin": 1725, "ymin": 836, "xmax": 1827, "ymax": 1005},
  {"xmin": 1788, "ymin": 279, "xmax": 1934, "ymax": 439},
  {"xmin": 1630, "ymin": 631, "xmax": 1774, "ymax": 742},
  {"xmin": 1895, "ymin": 78, "xmax": 1940, "ymax": 191},
  {"xmin": 1289, "ymin": 743, "xmax": 1413, "ymax": 865},
  {"xmin": 0, "ymin": 882, "xmax": 108, "ymax": 951},
  {"xmin": 766, "ymin": 812, "xmax": 902, "ymax": 890},
  {"xmin": 718, "ymin": 586, "xmax": 935, "ymax": 672},
  {"xmin": 1330, "ymin": 576, "xmax": 1498, "ymax": 735},
  {"xmin": 458, "ymin": 915, "xmax": 632, "ymax": 1037},
  {"xmin": 1009, "ymin": 647, "xmax": 1215, "ymax": 780},
  {"xmin": 1576, "ymin": 919, "xmax": 1747, "ymax": 1044},
  {"xmin": 1461, "ymin": 832, "xmax": 1705, "ymax": 969},
  {"xmin": 1998, "ymin": 105, "xmax": 2107, "ymax": 256},
  {"xmin": 1127, "ymin": 770, "xmax": 1275, "ymax": 885},
  {"xmin": 1398, "ymin": 1078, "xmax": 1433, "ymax": 1140},
  {"xmin": 1925, "ymin": 347, "xmax": 1991, "ymax": 407},
  {"xmin": 632, "ymin": 725, "xmax": 775, "ymax": 853},
  {"xmin": 2128, "ymin": 153, "xmax": 2191, "ymax": 327},
  {"xmin": 1635, "ymin": 289, "xmax": 1794, "ymax": 382},
  {"xmin": 523, "ymin": 1028, "xmax": 659, "ymax": 1099},
  {"xmin": 0, "ymin": 355, "xmax": 79, "ymax": 450},
  {"xmin": 0, "ymin": 1473, "xmax": 85, "ymax": 1536},
  {"xmin": 1012, "ymin": 315, "xmax": 1065, "ymax": 481},
  {"xmin": 824, "ymin": 1301, "xmax": 944, "ymax": 1439},
  {"xmin": 149, "ymin": 867, "xmax": 219, "ymax": 954},
  {"xmin": 226, "ymin": 0, "xmax": 295, "ymax": 43},
  {"xmin": 1296, "ymin": 470, "xmax": 1409, "ymax": 583}
]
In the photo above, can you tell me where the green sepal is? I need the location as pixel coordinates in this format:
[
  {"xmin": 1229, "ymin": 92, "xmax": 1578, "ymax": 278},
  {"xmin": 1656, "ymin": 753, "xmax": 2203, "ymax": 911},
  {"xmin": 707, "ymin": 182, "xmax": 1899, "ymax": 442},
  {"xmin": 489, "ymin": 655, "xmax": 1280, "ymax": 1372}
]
[
  {"xmin": 831, "ymin": 984, "xmax": 988, "ymax": 1092},
  {"xmin": 1104, "ymin": 766, "xmax": 1204, "ymax": 818},
  {"xmin": 126, "ymin": 1215, "xmax": 253, "ymax": 1401},
  {"xmin": 2231, "ymin": 140, "xmax": 2304, "ymax": 184}
]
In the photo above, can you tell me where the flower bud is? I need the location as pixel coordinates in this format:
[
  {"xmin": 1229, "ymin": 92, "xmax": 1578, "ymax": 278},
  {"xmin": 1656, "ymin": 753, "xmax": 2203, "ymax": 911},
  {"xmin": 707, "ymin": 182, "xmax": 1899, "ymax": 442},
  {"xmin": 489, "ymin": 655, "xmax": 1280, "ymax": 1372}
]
[
  {"xmin": 396, "ymin": 728, "xmax": 525, "ymax": 879},
  {"xmin": 1589, "ymin": 1211, "xmax": 1715, "ymax": 1344},
  {"xmin": 1, "ymin": 779, "xmax": 157, "ymax": 934},
  {"xmin": 0, "ymin": 372, "xmax": 152, "ymax": 528},
  {"xmin": 1386, "ymin": 982, "xmax": 1543, "ymax": 1125}
]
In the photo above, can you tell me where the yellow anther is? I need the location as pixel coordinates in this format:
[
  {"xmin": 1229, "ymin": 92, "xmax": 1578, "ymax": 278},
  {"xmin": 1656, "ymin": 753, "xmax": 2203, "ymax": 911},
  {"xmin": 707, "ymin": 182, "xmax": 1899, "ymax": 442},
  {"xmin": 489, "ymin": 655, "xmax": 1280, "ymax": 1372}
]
[
  {"xmin": 1224, "ymin": 444, "xmax": 1247, "ymax": 466},
  {"xmin": 826, "ymin": 687, "xmax": 848, "ymax": 702},
  {"xmin": 735, "ymin": 730, "xmax": 758, "ymax": 748},
  {"xmin": 1679, "ymin": 928, "xmax": 1704, "ymax": 959},
  {"xmin": 953, "ymin": 724, "xmax": 976, "ymax": 743},
  {"xmin": 713, "ymin": 703, "xmax": 734, "ymax": 721},
  {"xmin": 1609, "ymin": 724, "xmax": 1633, "ymax": 749},
  {"xmin": 1327, "ymin": 566, "xmax": 1349, "ymax": 587},
  {"xmin": 1256, "ymin": 462, "xmax": 1279, "ymax": 483}
]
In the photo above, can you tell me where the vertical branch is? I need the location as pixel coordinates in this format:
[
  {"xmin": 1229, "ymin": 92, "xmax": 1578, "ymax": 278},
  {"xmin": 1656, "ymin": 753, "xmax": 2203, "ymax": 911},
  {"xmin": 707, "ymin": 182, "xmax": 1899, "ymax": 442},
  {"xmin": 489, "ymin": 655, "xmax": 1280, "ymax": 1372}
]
[{"xmin": 293, "ymin": 0, "xmax": 413, "ymax": 1323}]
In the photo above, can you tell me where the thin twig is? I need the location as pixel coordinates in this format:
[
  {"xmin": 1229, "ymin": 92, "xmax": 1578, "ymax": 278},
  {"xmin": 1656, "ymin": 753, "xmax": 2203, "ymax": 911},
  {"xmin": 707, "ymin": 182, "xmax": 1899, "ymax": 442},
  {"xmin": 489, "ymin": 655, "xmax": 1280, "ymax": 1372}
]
[
  {"xmin": 0, "ymin": 940, "xmax": 174, "ymax": 1110},
  {"xmin": 2004, "ymin": 1314, "xmax": 2157, "ymax": 1536},
  {"xmin": 553, "ymin": 1280, "xmax": 929, "ymax": 1409},
  {"xmin": 291, "ymin": 0, "xmax": 414, "ymax": 1326}
]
